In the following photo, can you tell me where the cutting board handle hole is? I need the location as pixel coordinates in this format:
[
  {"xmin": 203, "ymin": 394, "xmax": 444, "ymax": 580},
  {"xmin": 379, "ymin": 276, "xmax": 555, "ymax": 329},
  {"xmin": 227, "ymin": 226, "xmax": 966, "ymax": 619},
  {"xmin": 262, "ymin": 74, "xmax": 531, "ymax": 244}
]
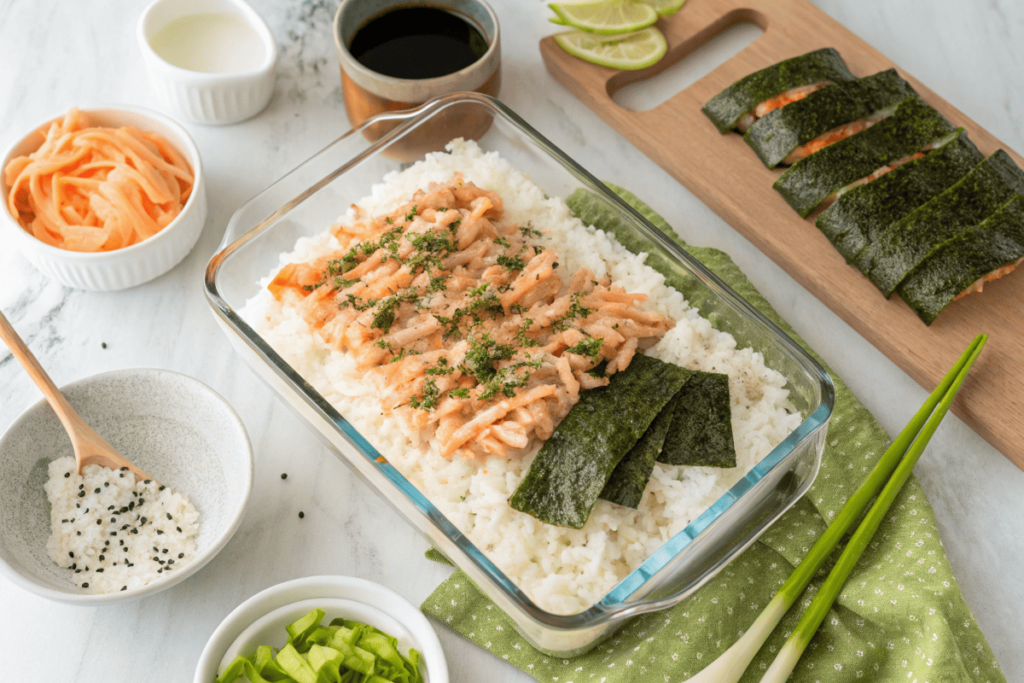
[{"xmin": 610, "ymin": 16, "xmax": 764, "ymax": 112}]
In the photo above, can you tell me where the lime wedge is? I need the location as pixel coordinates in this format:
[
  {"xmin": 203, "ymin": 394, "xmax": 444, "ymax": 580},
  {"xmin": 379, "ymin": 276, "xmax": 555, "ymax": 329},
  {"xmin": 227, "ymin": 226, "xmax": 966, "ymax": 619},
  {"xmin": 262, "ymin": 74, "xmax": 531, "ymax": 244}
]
[
  {"xmin": 640, "ymin": 0, "xmax": 687, "ymax": 17},
  {"xmin": 554, "ymin": 26, "xmax": 667, "ymax": 70},
  {"xmin": 549, "ymin": 16, "xmax": 568, "ymax": 25},
  {"xmin": 549, "ymin": 0, "xmax": 658, "ymax": 35}
]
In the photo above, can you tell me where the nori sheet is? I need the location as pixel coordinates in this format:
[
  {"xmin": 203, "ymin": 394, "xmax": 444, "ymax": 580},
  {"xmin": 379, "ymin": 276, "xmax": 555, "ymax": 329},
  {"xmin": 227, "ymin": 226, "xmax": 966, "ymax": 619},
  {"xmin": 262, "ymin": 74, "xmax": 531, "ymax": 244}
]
[
  {"xmin": 508, "ymin": 355, "xmax": 691, "ymax": 528},
  {"xmin": 744, "ymin": 69, "xmax": 918, "ymax": 169},
  {"xmin": 898, "ymin": 195, "xmax": 1024, "ymax": 324},
  {"xmin": 773, "ymin": 98, "xmax": 955, "ymax": 217},
  {"xmin": 861, "ymin": 149, "xmax": 1024, "ymax": 295},
  {"xmin": 598, "ymin": 390, "xmax": 682, "ymax": 509},
  {"xmin": 702, "ymin": 48, "xmax": 856, "ymax": 134},
  {"xmin": 816, "ymin": 129, "xmax": 983, "ymax": 263},
  {"xmin": 658, "ymin": 372, "xmax": 736, "ymax": 468}
]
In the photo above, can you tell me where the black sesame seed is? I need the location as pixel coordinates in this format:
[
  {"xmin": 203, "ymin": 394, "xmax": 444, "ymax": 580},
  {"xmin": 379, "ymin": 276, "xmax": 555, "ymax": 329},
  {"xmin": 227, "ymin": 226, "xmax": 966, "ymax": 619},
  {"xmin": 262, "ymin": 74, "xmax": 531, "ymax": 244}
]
[
  {"xmin": 281, "ymin": 473, "xmax": 288, "ymax": 480},
  {"xmin": 128, "ymin": 502, "xmax": 135, "ymax": 510},
  {"xmin": 166, "ymin": 513, "xmax": 172, "ymax": 520},
  {"xmin": 101, "ymin": 342, "xmax": 107, "ymax": 349},
  {"xmin": 110, "ymin": 517, "xmax": 116, "ymax": 523},
  {"xmin": 76, "ymin": 503, "xmax": 80, "ymax": 508},
  {"xmin": 162, "ymin": 549, "xmax": 168, "ymax": 554},
  {"xmin": 152, "ymin": 556, "xmax": 159, "ymax": 561},
  {"xmin": 64, "ymin": 472, "xmax": 70, "ymax": 478},
  {"xmin": 84, "ymin": 509, "xmax": 89, "ymax": 513},
  {"xmin": 176, "ymin": 526, "xmax": 182, "ymax": 533},
  {"xmin": 69, "ymin": 552, "xmax": 74, "ymax": 558},
  {"xmin": 119, "ymin": 473, "xmax": 124, "ymax": 478},
  {"xmin": 99, "ymin": 555, "xmax": 105, "ymax": 561},
  {"xmin": 96, "ymin": 519, "xmax": 102, "ymax": 525},
  {"xmin": 120, "ymin": 466, "xmax": 127, "ymax": 471},
  {"xmin": 168, "ymin": 559, "xmax": 174, "ymax": 565},
  {"xmin": 158, "ymin": 569, "xmax": 163, "ymax": 573},
  {"xmin": 76, "ymin": 531, "xmax": 81, "ymax": 536},
  {"xmin": 156, "ymin": 530, "xmax": 164, "ymax": 535},
  {"xmin": 138, "ymin": 498, "xmax": 145, "ymax": 505},
  {"xmin": 82, "ymin": 582, "xmax": 89, "ymax": 588},
  {"xmin": 96, "ymin": 568, "xmax": 104, "ymax": 573},
  {"xmin": 119, "ymin": 540, "xmax": 124, "ymax": 546},
  {"xmin": 143, "ymin": 480, "xmax": 151, "ymax": 485},
  {"xmin": 107, "ymin": 506, "xmax": 114, "ymax": 511},
  {"xmin": 110, "ymin": 532, "xmax": 117, "ymax": 536},
  {"xmin": 62, "ymin": 519, "xmax": 68, "ymax": 523},
  {"xmin": 104, "ymin": 482, "xmax": 109, "ymax": 487},
  {"xmin": 177, "ymin": 553, "xmax": 184, "ymax": 558},
  {"xmin": 79, "ymin": 484, "xmax": 84, "ymax": 490},
  {"xmin": 158, "ymin": 485, "xmax": 165, "ymax": 491},
  {"xmin": 75, "ymin": 570, "xmax": 81, "ymax": 574},
  {"xmin": 298, "ymin": 511, "xmax": 305, "ymax": 519},
  {"xmin": 94, "ymin": 488, "xmax": 100, "ymax": 494},
  {"xmin": 70, "ymin": 563, "xmax": 76, "ymax": 570},
  {"xmin": 140, "ymin": 517, "xmax": 147, "ymax": 525},
  {"xmin": 121, "ymin": 586, "xmax": 127, "ymax": 592},
  {"xmin": 104, "ymin": 541, "xmax": 109, "ymax": 546},
  {"xmin": 131, "ymin": 529, "xmax": 138, "ymax": 534},
  {"xmin": 78, "ymin": 491, "xmax": 85, "ymax": 498}
]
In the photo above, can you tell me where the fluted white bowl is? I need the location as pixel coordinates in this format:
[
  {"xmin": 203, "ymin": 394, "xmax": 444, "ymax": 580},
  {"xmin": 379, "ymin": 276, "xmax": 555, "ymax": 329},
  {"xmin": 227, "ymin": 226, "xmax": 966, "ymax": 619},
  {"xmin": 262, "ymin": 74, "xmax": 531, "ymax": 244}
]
[
  {"xmin": 137, "ymin": 0, "xmax": 277, "ymax": 125},
  {"xmin": 0, "ymin": 106, "xmax": 207, "ymax": 291}
]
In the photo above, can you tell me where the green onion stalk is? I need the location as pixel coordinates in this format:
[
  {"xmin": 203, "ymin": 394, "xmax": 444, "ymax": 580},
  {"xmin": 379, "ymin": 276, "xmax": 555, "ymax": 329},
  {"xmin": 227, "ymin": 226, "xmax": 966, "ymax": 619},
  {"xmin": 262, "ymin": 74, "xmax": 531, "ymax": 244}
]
[{"xmin": 685, "ymin": 333, "xmax": 987, "ymax": 683}]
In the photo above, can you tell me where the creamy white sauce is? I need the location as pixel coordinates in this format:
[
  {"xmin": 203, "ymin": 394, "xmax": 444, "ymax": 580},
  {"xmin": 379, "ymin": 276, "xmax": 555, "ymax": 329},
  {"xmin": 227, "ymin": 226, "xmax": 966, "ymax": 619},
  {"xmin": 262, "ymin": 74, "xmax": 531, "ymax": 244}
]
[{"xmin": 149, "ymin": 13, "xmax": 265, "ymax": 74}]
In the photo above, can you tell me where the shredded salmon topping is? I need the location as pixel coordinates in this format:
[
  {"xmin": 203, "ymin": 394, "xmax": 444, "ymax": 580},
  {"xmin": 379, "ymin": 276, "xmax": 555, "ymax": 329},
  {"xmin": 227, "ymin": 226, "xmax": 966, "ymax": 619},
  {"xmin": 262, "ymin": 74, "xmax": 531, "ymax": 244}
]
[{"xmin": 269, "ymin": 175, "xmax": 675, "ymax": 460}]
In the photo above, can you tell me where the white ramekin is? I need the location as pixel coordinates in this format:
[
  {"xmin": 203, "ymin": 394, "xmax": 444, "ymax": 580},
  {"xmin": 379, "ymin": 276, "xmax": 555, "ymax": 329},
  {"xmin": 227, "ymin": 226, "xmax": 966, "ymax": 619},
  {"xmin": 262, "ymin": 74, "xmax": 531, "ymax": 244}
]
[
  {"xmin": 194, "ymin": 576, "xmax": 449, "ymax": 683},
  {"xmin": 137, "ymin": 0, "xmax": 277, "ymax": 125},
  {"xmin": 0, "ymin": 106, "xmax": 207, "ymax": 291}
]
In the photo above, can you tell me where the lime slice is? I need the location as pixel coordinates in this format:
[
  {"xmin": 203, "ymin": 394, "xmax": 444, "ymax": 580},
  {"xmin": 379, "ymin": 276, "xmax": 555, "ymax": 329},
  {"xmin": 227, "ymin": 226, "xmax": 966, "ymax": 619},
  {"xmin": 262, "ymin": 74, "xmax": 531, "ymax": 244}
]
[
  {"xmin": 554, "ymin": 26, "xmax": 667, "ymax": 71},
  {"xmin": 640, "ymin": 0, "xmax": 687, "ymax": 17},
  {"xmin": 549, "ymin": 0, "xmax": 659, "ymax": 35}
]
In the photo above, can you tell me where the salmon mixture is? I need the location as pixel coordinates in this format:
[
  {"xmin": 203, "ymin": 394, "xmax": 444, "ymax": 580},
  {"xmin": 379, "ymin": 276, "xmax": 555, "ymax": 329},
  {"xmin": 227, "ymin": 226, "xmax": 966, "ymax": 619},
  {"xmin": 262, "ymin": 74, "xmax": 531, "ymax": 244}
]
[{"xmin": 268, "ymin": 174, "xmax": 675, "ymax": 461}]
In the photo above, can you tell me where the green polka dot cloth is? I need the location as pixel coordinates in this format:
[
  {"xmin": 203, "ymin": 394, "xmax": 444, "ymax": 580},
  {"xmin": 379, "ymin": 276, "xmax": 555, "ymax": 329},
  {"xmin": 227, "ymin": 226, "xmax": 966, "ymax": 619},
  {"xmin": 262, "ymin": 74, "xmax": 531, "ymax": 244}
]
[{"xmin": 421, "ymin": 185, "xmax": 1004, "ymax": 683}]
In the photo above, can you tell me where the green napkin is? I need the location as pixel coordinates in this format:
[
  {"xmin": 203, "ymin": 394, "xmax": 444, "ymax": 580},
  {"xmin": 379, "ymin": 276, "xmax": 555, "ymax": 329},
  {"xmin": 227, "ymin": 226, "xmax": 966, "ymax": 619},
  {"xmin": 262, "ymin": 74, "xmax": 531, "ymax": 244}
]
[{"xmin": 420, "ymin": 186, "xmax": 1004, "ymax": 683}]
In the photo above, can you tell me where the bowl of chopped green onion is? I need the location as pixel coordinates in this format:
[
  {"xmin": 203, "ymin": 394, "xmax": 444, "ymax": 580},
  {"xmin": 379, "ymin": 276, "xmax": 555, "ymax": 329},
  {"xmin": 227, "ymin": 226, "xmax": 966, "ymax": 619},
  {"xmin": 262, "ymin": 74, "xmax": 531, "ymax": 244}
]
[{"xmin": 194, "ymin": 575, "xmax": 448, "ymax": 683}]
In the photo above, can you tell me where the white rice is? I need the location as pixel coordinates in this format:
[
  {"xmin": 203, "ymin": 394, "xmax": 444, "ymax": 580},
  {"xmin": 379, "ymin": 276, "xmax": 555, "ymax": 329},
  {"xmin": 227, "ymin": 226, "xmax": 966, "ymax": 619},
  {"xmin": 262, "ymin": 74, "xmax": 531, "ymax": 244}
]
[
  {"xmin": 44, "ymin": 456, "xmax": 200, "ymax": 594},
  {"xmin": 243, "ymin": 139, "xmax": 803, "ymax": 615}
]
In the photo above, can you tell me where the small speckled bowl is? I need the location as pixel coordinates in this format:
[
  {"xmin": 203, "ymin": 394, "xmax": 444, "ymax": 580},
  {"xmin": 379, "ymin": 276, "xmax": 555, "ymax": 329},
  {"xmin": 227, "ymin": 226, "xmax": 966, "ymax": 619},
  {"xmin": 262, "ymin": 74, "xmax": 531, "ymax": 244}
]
[{"xmin": 0, "ymin": 368, "xmax": 253, "ymax": 604}]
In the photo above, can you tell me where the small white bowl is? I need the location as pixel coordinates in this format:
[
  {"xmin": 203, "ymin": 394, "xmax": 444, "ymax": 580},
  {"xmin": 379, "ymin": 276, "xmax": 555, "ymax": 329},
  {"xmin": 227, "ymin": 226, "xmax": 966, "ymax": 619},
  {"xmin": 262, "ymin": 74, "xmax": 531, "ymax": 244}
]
[
  {"xmin": 195, "ymin": 576, "xmax": 449, "ymax": 683},
  {"xmin": 0, "ymin": 369, "xmax": 253, "ymax": 604},
  {"xmin": 137, "ymin": 0, "xmax": 277, "ymax": 125},
  {"xmin": 0, "ymin": 106, "xmax": 207, "ymax": 291}
]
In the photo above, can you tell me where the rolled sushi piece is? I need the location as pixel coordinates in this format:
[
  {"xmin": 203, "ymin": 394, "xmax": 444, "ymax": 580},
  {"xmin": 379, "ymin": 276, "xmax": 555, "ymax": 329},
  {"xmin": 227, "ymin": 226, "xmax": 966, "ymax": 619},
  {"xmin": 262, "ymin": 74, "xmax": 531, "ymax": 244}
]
[
  {"xmin": 898, "ymin": 194, "xmax": 1024, "ymax": 324},
  {"xmin": 702, "ymin": 48, "xmax": 856, "ymax": 134},
  {"xmin": 744, "ymin": 69, "xmax": 919, "ymax": 168},
  {"xmin": 773, "ymin": 97, "xmax": 955, "ymax": 217},
  {"xmin": 816, "ymin": 129, "xmax": 983, "ymax": 263},
  {"xmin": 861, "ymin": 149, "xmax": 1024, "ymax": 296}
]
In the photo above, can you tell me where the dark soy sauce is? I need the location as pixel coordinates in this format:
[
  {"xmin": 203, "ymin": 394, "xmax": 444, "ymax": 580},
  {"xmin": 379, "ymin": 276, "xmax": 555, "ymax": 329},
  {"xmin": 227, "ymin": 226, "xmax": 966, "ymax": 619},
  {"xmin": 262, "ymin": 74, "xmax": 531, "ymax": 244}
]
[{"xmin": 349, "ymin": 6, "xmax": 489, "ymax": 80}]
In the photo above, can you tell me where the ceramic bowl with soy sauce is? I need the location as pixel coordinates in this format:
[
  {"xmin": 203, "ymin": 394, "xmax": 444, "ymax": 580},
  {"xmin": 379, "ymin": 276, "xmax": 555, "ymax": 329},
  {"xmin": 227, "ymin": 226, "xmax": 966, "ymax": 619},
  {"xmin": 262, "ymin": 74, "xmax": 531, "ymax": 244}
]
[{"xmin": 333, "ymin": 0, "xmax": 501, "ymax": 160}]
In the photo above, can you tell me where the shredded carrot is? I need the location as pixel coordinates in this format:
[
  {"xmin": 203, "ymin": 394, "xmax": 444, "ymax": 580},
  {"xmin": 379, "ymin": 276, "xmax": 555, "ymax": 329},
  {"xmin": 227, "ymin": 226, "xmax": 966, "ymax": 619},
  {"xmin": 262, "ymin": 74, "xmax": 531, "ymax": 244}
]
[{"xmin": 3, "ymin": 108, "xmax": 194, "ymax": 252}]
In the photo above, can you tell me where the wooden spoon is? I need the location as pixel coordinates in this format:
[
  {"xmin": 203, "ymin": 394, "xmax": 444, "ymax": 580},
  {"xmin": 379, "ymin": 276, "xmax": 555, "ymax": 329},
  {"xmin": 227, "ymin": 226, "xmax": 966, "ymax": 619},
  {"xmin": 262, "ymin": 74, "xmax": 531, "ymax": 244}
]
[{"xmin": 0, "ymin": 310, "xmax": 156, "ymax": 483}]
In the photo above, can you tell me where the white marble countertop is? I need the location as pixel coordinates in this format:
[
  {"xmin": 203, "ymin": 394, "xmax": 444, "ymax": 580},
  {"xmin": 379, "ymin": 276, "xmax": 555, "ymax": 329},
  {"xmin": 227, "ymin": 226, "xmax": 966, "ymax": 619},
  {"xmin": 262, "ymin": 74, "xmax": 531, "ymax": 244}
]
[{"xmin": 1, "ymin": 1, "xmax": 1022, "ymax": 680}]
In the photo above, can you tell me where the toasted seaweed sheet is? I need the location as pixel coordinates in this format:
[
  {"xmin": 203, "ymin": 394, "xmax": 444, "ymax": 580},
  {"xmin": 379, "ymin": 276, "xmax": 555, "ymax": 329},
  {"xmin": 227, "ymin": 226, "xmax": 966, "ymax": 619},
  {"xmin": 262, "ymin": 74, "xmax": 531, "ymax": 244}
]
[
  {"xmin": 773, "ymin": 98, "xmax": 954, "ymax": 217},
  {"xmin": 897, "ymin": 195, "xmax": 1024, "ymax": 324},
  {"xmin": 658, "ymin": 372, "xmax": 736, "ymax": 468},
  {"xmin": 744, "ymin": 69, "xmax": 917, "ymax": 169},
  {"xmin": 509, "ymin": 355, "xmax": 690, "ymax": 528},
  {"xmin": 599, "ymin": 392, "xmax": 682, "ymax": 509},
  {"xmin": 702, "ymin": 48, "xmax": 856, "ymax": 134},
  {"xmin": 861, "ymin": 149, "xmax": 1024, "ymax": 295},
  {"xmin": 816, "ymin": 129, "xmax": 983, "ymax": 263}
]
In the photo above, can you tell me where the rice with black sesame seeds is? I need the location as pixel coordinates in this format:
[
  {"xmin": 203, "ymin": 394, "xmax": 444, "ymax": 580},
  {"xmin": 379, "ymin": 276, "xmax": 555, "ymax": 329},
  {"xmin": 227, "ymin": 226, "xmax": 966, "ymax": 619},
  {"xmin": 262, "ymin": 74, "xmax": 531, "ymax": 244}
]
[{"xmin": 43, "ymin": 456, "xmax": 200, "ymax": 594}]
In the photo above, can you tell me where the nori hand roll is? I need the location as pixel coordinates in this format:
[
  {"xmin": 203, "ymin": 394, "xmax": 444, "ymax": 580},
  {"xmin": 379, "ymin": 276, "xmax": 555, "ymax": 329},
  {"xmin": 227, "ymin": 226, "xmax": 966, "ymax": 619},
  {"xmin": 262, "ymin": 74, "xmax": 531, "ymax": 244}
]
[
  {"xmin": 774, "ymin": 97, "xmax": 955, "ymax": 217},
  {"xmin": 744, "ymin": 69, "xmax": 918, "ymax": 169},
  {"xmin": 816, "ymin": 129, "xmax": 983, "ymax": 263},
  {"xmin": 509, "ymin": 354, "xmax": 691, "ymax": 528},
  {"xmin": 702, "ymin": 48, "xmax": 856, "ymax": 134},
  {"xmin": 861, "ymin": 149, "xmax": 1024, "ymax": 295},
  {"xmin": 898, "ymin": 195, "xmax": 1024, "ymax": 324},
  {"xmin": 658, "ymin": 372, "xmax": 736, "ymax": 469}
]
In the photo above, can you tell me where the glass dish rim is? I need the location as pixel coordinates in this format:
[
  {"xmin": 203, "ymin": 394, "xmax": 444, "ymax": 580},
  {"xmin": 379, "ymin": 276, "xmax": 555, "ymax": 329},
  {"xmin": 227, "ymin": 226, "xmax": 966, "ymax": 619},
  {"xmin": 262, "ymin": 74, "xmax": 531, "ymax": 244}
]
[{"xmin": 204, "ymin": 92, "xmax": 835, "ymax": 631}]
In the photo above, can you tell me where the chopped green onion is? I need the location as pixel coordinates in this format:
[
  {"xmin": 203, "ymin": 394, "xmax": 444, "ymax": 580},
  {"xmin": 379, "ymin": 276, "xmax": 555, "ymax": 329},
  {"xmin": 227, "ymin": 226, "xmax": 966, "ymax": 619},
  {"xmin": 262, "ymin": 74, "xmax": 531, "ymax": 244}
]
[
  {"xmin": 217, "ymin": 607, "xmax": 424, "ymax": 683},
  {"xmin": 683, "ymin": 333, "xmax": 987, "ymax": 683}
]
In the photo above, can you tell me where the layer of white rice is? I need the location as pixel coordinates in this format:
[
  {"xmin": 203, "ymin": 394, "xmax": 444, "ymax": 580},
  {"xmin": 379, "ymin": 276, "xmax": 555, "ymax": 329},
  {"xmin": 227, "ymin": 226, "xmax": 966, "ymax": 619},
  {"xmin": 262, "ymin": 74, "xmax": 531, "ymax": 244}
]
[
  {"xmin": 44, "ymin": 456, "xmax": 200, "ymax": 594},
  {"xmin": 243, "ymin": 139, "xmax": 802, "ymax": 615}
]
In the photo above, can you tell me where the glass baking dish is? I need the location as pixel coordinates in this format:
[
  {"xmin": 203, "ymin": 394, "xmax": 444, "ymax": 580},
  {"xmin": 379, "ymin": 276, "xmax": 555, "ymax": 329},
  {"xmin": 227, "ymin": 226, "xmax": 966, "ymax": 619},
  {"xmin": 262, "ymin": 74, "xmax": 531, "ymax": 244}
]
[{"xmin": 205, "ymin": 93, "xmax": 834, "ymax": 657}]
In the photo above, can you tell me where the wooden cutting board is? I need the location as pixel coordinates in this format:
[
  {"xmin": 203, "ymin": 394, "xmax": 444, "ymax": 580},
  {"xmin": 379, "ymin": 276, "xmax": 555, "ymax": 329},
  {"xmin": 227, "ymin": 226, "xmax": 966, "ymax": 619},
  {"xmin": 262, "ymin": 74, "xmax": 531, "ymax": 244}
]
[{"xmin": 540, "ymin": 0, "xmax": 1024, "ymax": 470}]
